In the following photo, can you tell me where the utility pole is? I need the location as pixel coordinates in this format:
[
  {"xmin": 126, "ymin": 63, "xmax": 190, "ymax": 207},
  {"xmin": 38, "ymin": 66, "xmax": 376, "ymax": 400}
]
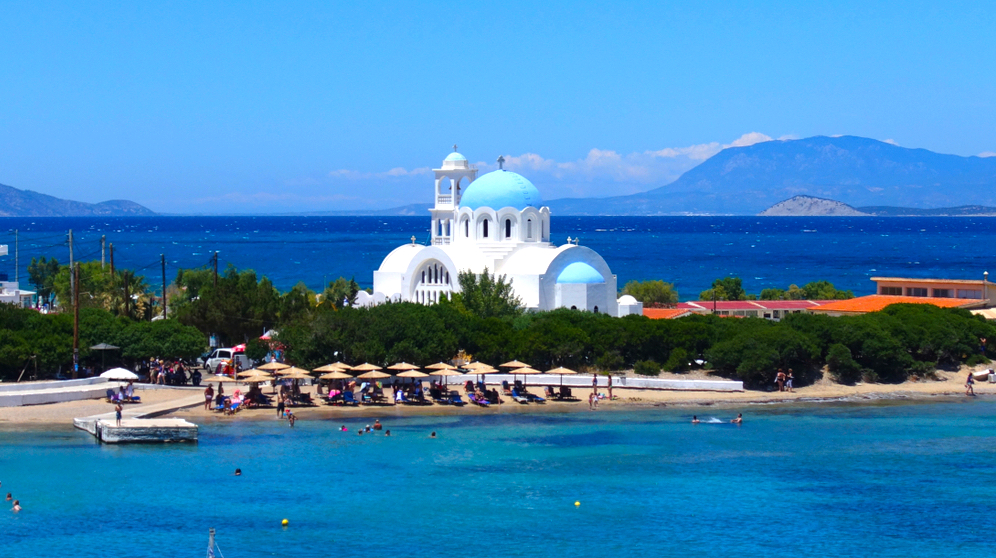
[
  {"xmin": 124, "ymin": 273, "xmax": 130, "ymax": 318},
  {"xmin": 109, "ymin": 243, "xmax": 115, "ymax": 279},
  {"xmin": 101, "ymin": 235, "xmax": 106, "ymax": 268},
  {"xmin": 73, "ymin": 263, "xmax": 80, "ymax": 379},
  {"xmin": 14, "ymin": 229, "xmax": 18, "ymax": 283},
  {"xmin": 68, "ymin": 229, "xmax": 74, "ymax": 303},
  {"xmin": 161, "ymin": 253, "xmax": 167, "ymax": 319},
  {"xmin": 213, "ymin": 251, "xmax": 218, "ymax": 289}
]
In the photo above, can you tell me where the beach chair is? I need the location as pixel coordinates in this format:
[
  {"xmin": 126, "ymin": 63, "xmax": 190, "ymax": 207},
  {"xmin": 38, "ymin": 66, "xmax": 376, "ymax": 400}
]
[
  {"xmin": 486, "ymin": 389, "xmax": 501, "ymax": 405},
  {"xmin": 544, "ymin": 386, "xmax": 556, "ymax": 399},
  {"xmin": 501, "ymin": 380, "xmax": 513, "ymax": 396},
  {"xmin": 342, "ymin": 391, "xmax": 360, "ymax": 406},
  {"xmin": 524, "ymin": 389, "xmax": 546, "ymax": 403},
  {"xmin": 510, "ymin": 388, "xmax": 529, "ymax": 404},
  {"xmin": 429, "ymin": 387, "xmax": 446, "ymax": 403},
  {"xmin": 448, "ymin": 391, "xmax": 466, "ymax": 406},
  {"xmin": 559, "ymin": 386, "xmax": 576, "ymax": 401},
  {"xmin": 470, "ymin": 393, "xmax": 490, "ymax": 407},
  {"xmin": 325, "ymin": 393, "xmax": 343, "ymax": 406},
  {"xmin": 105, "ymin": 389, "xmax": 118, "ymax": 403}
]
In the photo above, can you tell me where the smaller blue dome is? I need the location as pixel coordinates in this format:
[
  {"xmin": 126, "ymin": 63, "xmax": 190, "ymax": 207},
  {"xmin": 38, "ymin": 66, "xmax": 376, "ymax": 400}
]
[
  {"xmin": 445, "ymin": 152, "xmax": 467, "ymax": 162},
  {"xmin": 557, "ymin": 262, "xmax": 604, "ymax": 284}
]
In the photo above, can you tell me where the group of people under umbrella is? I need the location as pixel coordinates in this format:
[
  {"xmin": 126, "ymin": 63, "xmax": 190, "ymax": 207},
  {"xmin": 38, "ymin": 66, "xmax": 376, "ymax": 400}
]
[{"xmin": 204, "ymin": 359, "xmax": 582, "ymax": 412}]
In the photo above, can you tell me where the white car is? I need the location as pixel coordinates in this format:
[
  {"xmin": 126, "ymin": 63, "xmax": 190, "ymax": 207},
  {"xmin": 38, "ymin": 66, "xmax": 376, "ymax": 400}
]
[{"xmin": 204, "ymin": 348, "xmax": 251, "ymax": 374}]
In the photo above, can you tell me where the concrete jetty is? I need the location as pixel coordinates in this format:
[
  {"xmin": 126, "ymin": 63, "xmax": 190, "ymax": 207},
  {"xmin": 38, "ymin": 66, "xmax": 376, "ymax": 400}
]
[
  {"xmin": 0, "ymin": 377, "xmax": 120, "ymax": 407},
  {"xmin": 74, "ymin": 393, "xmax": 203, "ymax": 444}
]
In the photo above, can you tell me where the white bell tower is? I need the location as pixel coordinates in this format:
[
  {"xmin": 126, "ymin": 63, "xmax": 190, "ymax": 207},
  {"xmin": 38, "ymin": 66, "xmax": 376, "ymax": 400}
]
[{"xmin": 431, "ymin": 145, "xmax": 477, "ymax": 245}]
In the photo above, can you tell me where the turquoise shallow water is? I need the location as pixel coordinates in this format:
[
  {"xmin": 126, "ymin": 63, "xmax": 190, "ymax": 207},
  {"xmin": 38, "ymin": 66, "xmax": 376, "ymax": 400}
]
[{"xmin": 1, "ymin": 401, "xmax": 995, "ymax": 557}]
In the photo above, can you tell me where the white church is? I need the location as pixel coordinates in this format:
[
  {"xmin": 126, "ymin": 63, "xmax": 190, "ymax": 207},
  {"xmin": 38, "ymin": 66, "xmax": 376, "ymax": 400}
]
[{"xmin": 363, "ymin": 148, "xmax": 643, "ymax": 317}]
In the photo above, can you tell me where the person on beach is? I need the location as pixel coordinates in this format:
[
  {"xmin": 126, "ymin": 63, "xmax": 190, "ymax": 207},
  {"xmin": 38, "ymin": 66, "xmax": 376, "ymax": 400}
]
[
  {"xmin": 115, "ymin": 402, "xmax": 123, "ymax": 426},
  {"xmin": 966, "ymin": 372, "xmax": 976, "ymax": 396},
  {"xmin": 775, "ymin": 369, "xmax": 785, "ymax": 392},
  {"xmin": 731, "ymin": 413, "xmax": 743, "ymax": 424},
  {"xmin": 692, "ymin": 416, "xmax": 700, "ymax": 424},
  {"xmin": 203, "ymin": 384, "xmax": 214, "ymax": 410},
  {"xmin": 592, "ymin": 373, "xmax": 598, "ymax": 394},
  {"xmin": 276, "ymin": 396, "xmax": 285, "ymax": 418},
  {"xmin": 786, "ymin": 369, "xmax": 795, "ymax": 393},
  {"xmin": 373, "ymin": 420, "xmax": 382, "ymax": 431},
  {"xmin": 11, "ymin": 499, "xmax": 21, "ymax": 512},
  {"xmin": 607, "ymin": 374, "xmax": 613, "ymax": 400}
]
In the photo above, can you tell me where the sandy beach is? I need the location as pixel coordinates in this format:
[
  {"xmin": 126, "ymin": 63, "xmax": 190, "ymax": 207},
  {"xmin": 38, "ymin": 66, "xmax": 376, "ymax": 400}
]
[{"xmin": 0, "ymin": 366, "xmax": 991, "ymax": 427}]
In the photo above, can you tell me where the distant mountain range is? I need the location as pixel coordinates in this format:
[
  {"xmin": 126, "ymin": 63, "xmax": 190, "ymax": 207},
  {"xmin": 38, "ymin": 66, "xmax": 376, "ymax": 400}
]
[
  {"xmin": 544, "ymin": 136, "xmax": 996, "ymax": 215},
  {"xmin": 758, "ymin": 195, "xmax": 996, "ymax": 216},
  {"xmin": 0, "ymin": 183, "xmax": 155, "ymax": 217}
]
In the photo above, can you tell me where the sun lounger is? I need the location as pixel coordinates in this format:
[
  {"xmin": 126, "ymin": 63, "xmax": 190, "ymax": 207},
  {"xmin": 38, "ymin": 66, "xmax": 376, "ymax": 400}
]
[
  {"xmin": 524, "ymin": 389, "xmax": 546, "ymax": 403},
  {"xmin": 448, "ymin": 392, "xmax": 466, "ymax": 406},
  {"xmin": 510, "ymin": 388, "xmax": 529, "ymax": 404},
  {"xmin": 501, "ymin": 380, "xmax": 513, "ymax": 396},
  {"xmin": 469, "ymin": 393, "xmax": 490, "ymax": 407},
  {"xmin": 342, "ymin": 391, "xmax": 360, "ymax": 406},
  {"xmin": 559, "ymin": 386, "xmax": 576, "ymax": 401}
]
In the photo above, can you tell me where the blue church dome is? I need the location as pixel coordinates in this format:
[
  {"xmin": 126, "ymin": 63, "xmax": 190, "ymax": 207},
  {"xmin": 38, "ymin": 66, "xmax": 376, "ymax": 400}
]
[
  {"xmin": 445, "ymin": 152, "xmax": 467, "ymax": 162},
  {"xmin": 556, "ymin": 262, "xmax": 605, "ymax": 284},
  {"xmin": 461, "ymin": 170, "xmax": 542, "ymax": 210}
]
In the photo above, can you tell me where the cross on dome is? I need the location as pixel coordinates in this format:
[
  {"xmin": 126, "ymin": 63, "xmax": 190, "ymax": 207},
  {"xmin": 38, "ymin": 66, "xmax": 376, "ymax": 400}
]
[
  {"xmin": 453, "ymin": 144, "xmax": 458, "ymax": 152},
  {"xmin": 497, "ymin": 155, "xmax": 505, "ymax": 170}
]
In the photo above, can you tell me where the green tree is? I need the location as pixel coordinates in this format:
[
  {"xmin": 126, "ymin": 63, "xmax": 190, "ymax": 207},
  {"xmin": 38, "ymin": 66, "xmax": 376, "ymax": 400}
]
[
  {"xmin": 801, "ymin": 280, "xmax": 853, "ymax": 300},
  {"xmin": 172, "ymin": 265, "xmax": 281, "ymax": 346},
  {"xmin": 826, "ymin": 343, "xmax": 862, "ymax": 384},
  {"xmin": 51, "ymin": 261, "xmax": 151, "ymax": 317},
  {"xmin": 699, "ymin": 277, "xmax": 747, "ymax": 301},
  {"xmin": 27, "ymin": 256, "xmax": 60, "ymax": 306},
  {"xmin": 454, "ymin": 268, "xmax": 523, "ymax": 320},
  {"xmin": 621, "ymin": 280, "xmax": 679, "ymax": 306},
  {"xmin": 321, "ymin": 277, "xmax": 360, "ymax": 310}
]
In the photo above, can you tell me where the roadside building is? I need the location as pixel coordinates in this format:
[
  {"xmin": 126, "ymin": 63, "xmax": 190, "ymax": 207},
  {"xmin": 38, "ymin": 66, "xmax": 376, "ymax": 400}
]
[
  {"xmin": 809, "ymin": 294, "xmax": 985, "ymax": 317},
  {"xmin": 872, "ymin": 276, "xmax": 993, "ymax": 304}
]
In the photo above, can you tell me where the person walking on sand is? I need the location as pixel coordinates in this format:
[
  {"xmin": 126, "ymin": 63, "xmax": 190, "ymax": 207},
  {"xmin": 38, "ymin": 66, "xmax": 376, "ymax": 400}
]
[
  {"xmin": 115, "ymin": 402, "xmax": 123, "ymax": 426},
  {"xmin": 775, "ymin": 369, "xmax": 785, "ymax": 392},
  {"xmin": 966, "ymin": 371, "xmax": 976, "ymax": 396},
  {"xmin": 592, "ymin": 373, "xmax": 598, "ymax": 395},
  {"xmin": 786, "ymin": 369, "xmax": 795, "ymax": 393},
  {"xmin": 203, "ymin": 384, "xmax": 214, "ymax": 410},
  {"xmin": 607, "ymin": 374, "xmax": 613, "ymax": 400}
]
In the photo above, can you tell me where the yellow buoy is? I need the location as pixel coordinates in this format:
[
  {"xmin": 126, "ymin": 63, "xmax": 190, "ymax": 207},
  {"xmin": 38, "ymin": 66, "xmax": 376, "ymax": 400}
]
[
  {"xmin": 281, "ymin": 519, "xmax": 289, "ymax": 526},
  {"xmin": 575, "ymin": 501, "xmax": 580, "ymax": 507}
]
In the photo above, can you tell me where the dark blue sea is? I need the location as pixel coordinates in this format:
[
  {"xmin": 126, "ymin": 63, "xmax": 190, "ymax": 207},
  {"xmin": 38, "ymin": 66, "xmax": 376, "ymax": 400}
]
[
  {"xmin": 1, "ymin": 216, "xmax": 994, "ymax": 299},
  {"xmin": 2, "ymin": 401, "xmax": 995, "ymax": 557}
]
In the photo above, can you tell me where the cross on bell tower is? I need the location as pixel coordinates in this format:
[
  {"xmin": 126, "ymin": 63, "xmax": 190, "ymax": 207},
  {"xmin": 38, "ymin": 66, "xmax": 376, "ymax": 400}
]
[
  {"xmin": 453, "ymin": 144, "xmax": 458, "ymax": 152},
  {"xmin": 497, "ymin": 155, "xmax": 505, "ymax": 170}
]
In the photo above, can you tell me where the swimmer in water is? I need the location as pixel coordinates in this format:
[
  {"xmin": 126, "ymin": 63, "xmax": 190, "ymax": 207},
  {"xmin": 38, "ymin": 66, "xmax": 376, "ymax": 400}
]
[
  {"xmin": 731, "ymin": 413, "xmax": 743, "ymax": 424},
  {"xmin": 340, "ymin": 425, "xmax": 347, "ymax": 432},
  {"xmin": 234, "ymin": 468, "xmax": 242, "ymax": 476},
  {"xmin": 385, "ymin": 430, "xmax": 391, "ymax": 436},
  {"xmin": 11, "ymin": 499, "xmax": 21, "ymax": 512},
  {"xmin": 430, "ymin": 431, "xmax": 437, "ymax": 438},
  {"xmin": 691, "ymin": 416, "xmax": 700, "ymax": 424},
  {"xmin": 5, "ymin": 492, "xmax": 11, "ymax": 501}
]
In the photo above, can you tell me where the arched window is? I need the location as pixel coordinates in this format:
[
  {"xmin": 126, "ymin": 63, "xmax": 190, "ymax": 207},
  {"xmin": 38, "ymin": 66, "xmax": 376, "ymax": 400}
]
[
  {"xmin": 438, "ymin": 221, "xmax": 443, "ymax": 236},
  {"xmin": 541, "ymin": 221, "xmax": 545, "ymax": 240},
  {"xmin": 483, "ymin": 219, "xmax": 489, "ymax": 238},
  {"xmin": 446, "ymin": 220, "xmax": 451, "ymax": 236},
  {"xmin": 570, "ymin": 305, "xmax": 577, "ymax": 310},
  {"xmin": 421, "ymin": 271, "xmax": 425, "ymax": 283},
  {"xmin": 434, "ymin": 266, "xmax": 439, "ymax": 284},
  {"xmin": 446, "ymin": 272, "xmax": 450, "ymax": 284},
  {"xmin": 505, "ymin": 219, "xmax": 512, "ymax": 238},
  {"xmin": 527, "ymin": 219, "xmax": 533, "ymax": 239},
  {"xmin": 593, "ymin": 306, "xmax": 599, "ymax": 314},
  {"xmin": 464, "ymin": 219, "xmax": 469, "ymax": 237}
]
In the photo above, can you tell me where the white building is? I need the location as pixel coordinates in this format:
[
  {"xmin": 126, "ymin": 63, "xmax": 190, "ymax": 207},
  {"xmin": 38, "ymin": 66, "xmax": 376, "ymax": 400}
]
[
  {"xmin": 0, "ymin": 245, "xmax": 35, "ymax": 308},
  {"xmin": 368, "ymin": 149, "xmax": 641, "ymax": 317}
]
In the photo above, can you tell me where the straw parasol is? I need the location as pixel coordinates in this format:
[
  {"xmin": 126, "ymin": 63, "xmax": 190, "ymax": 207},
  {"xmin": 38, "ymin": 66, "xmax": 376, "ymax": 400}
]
[
  {"xmin": 351, "ymin": 363, "xmax": 383, "ymax": 372},
  {"xmin": 425, "ymin": 362, "xmax": 456, "ymax": 371},
  {"xmin": 500, "ymin": 360, "xmax": 530, "ymax": 369},
  {"xmin": 514, "ymin": 367, "xmax": 541, "ymax": 375},
  {"xmin": 207, "ymin": 374, "xmax": 238, "ymax": 383},
  {"xmin": 387, "ymin": 362, "xmax": 419, "ymax": 371},
  {"xmin": 237, "ymin": 368, "xmax": 273, "ymax": 378},
  {"xmin": 547, "ymin": 366, "xmax": 578, "ymax": 388},
  {"xmin": 319, "ymin": 370, "xmax": 353, "ymax": 380},
  {"xmin": 314, "ymin": 363, "xmax": 349, "ymax": 373},
  {"xmin": 427, "ymin": 367, "xmax": 460, "ymax": 386},
  {"xmin": 240, "ymin": 372, "xmax": 275, "ymax": 384},
  {"xmin": 281, "ymin": 370, "xmax": 314, "ymax": 381},
  {"xmin": 257, "ymin": 362, "xmax": 290, "ymax": 371},
  {"xmin": 356, "ymin": 370, "xmax": 391, "ymax": 380},
  {"xmin": 396, "ymin": 370, "xmax": 429, "ymax": 378},
  {"xmin": 276, "ymin": 366, "xmax": 311, "ymax": 376}
]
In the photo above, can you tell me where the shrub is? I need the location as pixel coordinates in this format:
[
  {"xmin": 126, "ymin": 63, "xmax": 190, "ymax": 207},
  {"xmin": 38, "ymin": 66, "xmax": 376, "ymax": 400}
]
[
  {"xmin": 633, "ymin": 360, "xmax": 661, "ymax": 376},
  {"xmin": 908, "ymin": 360, "xmax": 938, "ymax": 380},
  {"xmin": 663, "ymin": 348, "xmax": 689, "ymax": 372},
  {"xmin": 596, "ymin": 350, "xmax": 624, "ymax": 372},
  {"xmin": 966, "ymin": 354, "xmax": 990, "ymax": 367},
  {"xmin": 826, "ymin": 343, "xmax": 862, "ymax": 385}
]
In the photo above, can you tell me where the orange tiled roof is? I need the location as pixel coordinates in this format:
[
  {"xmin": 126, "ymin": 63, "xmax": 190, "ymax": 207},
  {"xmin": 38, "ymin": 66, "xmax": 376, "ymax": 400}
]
[
  {"xmin": 811, "ymin": 295, "xmax": 983, "ymax": 314},
  {"xmin": 643, "ymin": 308, "xmax": 693, "ymax": 320}
]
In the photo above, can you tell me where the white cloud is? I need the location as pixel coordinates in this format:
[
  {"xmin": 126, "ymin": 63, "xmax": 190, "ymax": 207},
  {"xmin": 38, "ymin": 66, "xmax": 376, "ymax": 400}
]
[
  {"xmin": 327, "ymin": 166, "xmax": 432, "ymax": 179},
  {"xmin": 979, "ymin": 151, "xmax": 996, "ymax": 158}
]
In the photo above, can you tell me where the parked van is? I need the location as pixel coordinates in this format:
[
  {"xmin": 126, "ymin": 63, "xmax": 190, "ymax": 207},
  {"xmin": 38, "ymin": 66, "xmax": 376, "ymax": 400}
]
[{"xmin": 204, "ymin": 348, "xmax": 251, "ymax": 374}]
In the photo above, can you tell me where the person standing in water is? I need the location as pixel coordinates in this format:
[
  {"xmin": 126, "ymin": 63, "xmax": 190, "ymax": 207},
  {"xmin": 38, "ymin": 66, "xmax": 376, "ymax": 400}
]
[
  {"xmin": 12, "ymin": 499, "xmax": 21, "ymax": 512},
  {"xmin": 692, "ymin": 416, "xmax": 700, "ymax": 424}
]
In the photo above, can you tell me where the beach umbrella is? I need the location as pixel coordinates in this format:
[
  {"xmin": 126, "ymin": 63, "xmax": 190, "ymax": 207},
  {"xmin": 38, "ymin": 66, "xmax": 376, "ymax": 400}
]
[
  {"xmin": 356, "ymin": 370, "xmax": 391, "ymax": 379},
  {"xmin": 314, "ymin": 363, "xmax": 349, "ymax": 372},
  {"xmin": 208, "ymin": 374, "xmax": 238, "ymax": 383},
  {"xmin": 387, "ymin": 362, "xmax": 419, "ymax": 371},
  {"xmin": 240, "ymin": 372, "xmax": 274, "ymax": 384},
  {"xmin": 500, "ymin": 360, "xmax": 529, "ymax": 369},
  {"xmin": 352, "ymin": 363, "xmax": 383, "ymax": 372},
  {"xmin": 428, "ymin": 367, "xmax": 460, "ymax": 386},
  {"xmin": 100, "ymin": 367, "xmax": 138, "ymax": 381},
  {"xmin": 90, "ymin": 343, "xmax": 120, "ymax": 371},
  {"xmin": 319, "ymin": 370, "xmax": 353, "ymax": 380},
  {"xmin": 396, "ymin": 370, "xmax": 429, "ymax": 378},
  {"xmin": 425, "ymin": 362, "xmax": 456, "ymax": 371},
  {"xmin": 257, "ymin": 362, "xmax": 290, "ymax": 371},
  {"xmin": 281, "ymin": 370, "xmax": 313, "ymax": 381},
  {"xmin": 546, "ymin": 366, "xmax": 578, "ymax": 388},
  {"xmin": 236, "ymin": 368, "xmax": 273, "ymax": 380},
  {"xmin": 276, "ymin": 366, "xmax": 311, "ymax": 376}
]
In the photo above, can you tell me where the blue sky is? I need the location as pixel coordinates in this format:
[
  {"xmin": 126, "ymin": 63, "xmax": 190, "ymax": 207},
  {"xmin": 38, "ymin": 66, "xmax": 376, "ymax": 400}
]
[{"xmin": 1, "ymin": 1, "xmax": 994, "ymax": 213}]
